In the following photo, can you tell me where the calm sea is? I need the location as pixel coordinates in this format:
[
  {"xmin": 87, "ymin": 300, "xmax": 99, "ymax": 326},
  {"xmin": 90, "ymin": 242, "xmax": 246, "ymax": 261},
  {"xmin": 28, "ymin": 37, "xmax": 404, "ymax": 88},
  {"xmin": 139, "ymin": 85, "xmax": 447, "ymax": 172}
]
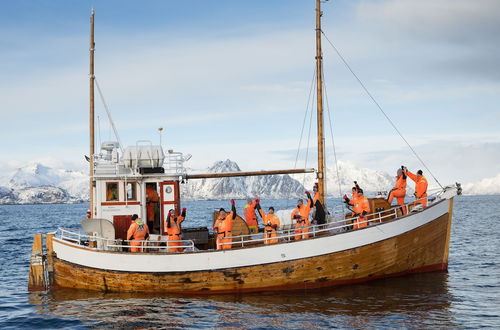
[{"xmin": 0, "ymin": 196, "xmax": 498, "ymax": 329}]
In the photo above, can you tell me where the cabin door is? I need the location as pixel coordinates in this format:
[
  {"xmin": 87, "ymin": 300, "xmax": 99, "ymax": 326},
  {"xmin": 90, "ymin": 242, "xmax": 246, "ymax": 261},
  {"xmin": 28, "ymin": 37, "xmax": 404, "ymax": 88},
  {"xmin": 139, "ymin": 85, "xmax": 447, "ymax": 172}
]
[{"xmin": 159, "ymin": 181, "xmax": 180, "ymax": 235}]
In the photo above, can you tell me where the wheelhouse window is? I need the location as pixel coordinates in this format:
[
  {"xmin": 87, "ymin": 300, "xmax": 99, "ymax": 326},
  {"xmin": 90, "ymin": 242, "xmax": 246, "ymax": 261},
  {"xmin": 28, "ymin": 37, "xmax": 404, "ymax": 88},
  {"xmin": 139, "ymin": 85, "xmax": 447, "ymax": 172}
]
[
  {"xmin": 125, "ymin": 182, "xmax": 137, "ymax": 201},
  {"xmin": 106, "ymin": 182, "xmax": 119, "ymax": 201}
]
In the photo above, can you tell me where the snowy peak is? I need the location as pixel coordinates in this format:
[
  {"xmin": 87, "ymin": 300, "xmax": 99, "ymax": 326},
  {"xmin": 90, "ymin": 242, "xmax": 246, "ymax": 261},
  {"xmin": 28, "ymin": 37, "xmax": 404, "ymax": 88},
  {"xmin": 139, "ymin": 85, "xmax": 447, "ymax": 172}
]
[
  {"xmin": 1, "ymin": 162, "xmax": 88, "ymax": 204},
  {"xmin": 182, "ymin": 160, "xmax": 304, "ymax": 200},
  {"xmin": 294, "ymin": 160, "xmax": 394, "ymax": 196},
  {"xmin": 207, "ymin": 159, "xmax": 241, "ymax": 173},
  {"xmin": 9, "ymin": 163, "xmax": 56, "ymax": 187}
]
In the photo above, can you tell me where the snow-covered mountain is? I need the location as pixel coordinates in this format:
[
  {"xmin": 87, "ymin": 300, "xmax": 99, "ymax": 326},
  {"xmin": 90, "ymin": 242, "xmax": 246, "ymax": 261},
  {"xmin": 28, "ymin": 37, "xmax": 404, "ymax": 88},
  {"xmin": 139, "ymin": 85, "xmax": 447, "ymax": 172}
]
[
  {"xmin": 462, "ymin": 173, "xmax": 500, "ymax": 195},
  {"xmin": 0, "ymin": 163, "xmax": 87, "ymax": 204},
  {"xmin": 5, "ymin": 159, "xmax": 494, "ymax": 204},
  {"xmin": 182, "ymin": 160, "xmax": 305, "ymax": 200},
  {"xmin": 292, "ymin": 160, "xmax": 395, "ymax": 197}
]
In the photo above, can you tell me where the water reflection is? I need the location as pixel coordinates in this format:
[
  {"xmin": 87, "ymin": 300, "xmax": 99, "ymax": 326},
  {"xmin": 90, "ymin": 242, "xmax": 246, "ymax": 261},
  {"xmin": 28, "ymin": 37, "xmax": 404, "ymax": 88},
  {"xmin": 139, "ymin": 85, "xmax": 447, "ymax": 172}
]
[{"xmin": 29, "ymin": 272, "xmax": 457, "ymax": 328}]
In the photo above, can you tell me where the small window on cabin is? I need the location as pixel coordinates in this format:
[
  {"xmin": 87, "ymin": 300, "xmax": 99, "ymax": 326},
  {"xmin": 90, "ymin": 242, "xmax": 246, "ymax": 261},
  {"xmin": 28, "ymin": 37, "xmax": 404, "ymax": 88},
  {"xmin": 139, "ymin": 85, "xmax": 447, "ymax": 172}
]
[
  {"xmin": 106, "ymin": 182, "xmax": 119, "ymax": 201},
  {"xmin": 125, "ymin": 182, "xmax": 137, "ymax": 200}
]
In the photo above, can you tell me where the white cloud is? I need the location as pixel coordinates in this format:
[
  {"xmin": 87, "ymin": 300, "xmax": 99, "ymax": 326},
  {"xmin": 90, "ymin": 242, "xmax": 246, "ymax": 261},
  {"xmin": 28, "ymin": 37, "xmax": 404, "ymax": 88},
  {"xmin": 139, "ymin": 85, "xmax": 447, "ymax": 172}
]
[{"xmin": 463, "ymin": 173, "xmax": 500, "ymax": 195}]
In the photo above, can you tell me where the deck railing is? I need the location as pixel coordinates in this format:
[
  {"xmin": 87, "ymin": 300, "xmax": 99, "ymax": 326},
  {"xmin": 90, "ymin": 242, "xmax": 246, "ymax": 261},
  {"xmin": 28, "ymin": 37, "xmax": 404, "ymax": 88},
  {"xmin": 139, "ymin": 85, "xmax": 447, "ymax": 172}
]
[
  {"xmin": 56, "ymin": 195, "xmax": 435, "ymax": 253},
  {"xmin": 56, "ymin": 228, "xmax": 195, "ymax": 252},
  {"xmin": 221, "ymin": 196, "xmax": 431, "ymax": 248}
]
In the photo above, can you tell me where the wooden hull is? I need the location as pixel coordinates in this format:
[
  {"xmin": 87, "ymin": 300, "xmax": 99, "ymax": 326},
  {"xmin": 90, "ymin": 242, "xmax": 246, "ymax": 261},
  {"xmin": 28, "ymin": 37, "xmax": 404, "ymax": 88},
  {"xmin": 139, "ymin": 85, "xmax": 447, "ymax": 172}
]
[{"xmin": 48, "ymin": 198, "xmax": 454, "ymax": 293}]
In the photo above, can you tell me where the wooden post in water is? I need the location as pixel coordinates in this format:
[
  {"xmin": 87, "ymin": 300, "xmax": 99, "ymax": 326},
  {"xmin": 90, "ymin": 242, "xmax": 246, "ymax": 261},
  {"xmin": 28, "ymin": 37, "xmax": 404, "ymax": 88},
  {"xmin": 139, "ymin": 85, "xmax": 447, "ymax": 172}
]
[
  {"xmin": 315, "ymin": 0, "xmax": 326, "ymax": 205},
  {"xmin": 28, "ymin": 234, "xmax": 45, "ymax": 291},
  {"xmin": 46, "ymin": 233, "xmax": 55, "ymax": 287},
  {"xmin": 89, "ymin": 9, "xmax": 95, "ymax": 217}
]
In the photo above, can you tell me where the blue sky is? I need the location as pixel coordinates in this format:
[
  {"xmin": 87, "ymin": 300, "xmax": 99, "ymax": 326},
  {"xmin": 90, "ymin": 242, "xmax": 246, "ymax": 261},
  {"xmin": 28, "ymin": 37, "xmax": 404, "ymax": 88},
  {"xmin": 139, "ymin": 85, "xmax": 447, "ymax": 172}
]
[{"xmin": 1, "ymin": 0, "xmax": 499, "ymax": 186}]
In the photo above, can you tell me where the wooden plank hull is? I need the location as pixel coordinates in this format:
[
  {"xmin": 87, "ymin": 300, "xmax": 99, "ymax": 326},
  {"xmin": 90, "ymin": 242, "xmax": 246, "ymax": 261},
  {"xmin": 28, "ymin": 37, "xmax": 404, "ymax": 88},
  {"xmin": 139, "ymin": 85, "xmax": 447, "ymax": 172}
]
[{"xmin": 50, "ymin": 201, "xmax": 453, "ymax": 293}]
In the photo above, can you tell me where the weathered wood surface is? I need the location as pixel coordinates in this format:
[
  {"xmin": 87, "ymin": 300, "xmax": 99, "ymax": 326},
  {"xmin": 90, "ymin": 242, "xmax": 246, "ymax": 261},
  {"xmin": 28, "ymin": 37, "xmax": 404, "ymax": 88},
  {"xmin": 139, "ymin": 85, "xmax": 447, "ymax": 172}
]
[
  {"xmin": 52, "ymin": 211, "xmax": 451, "ymax": 293},
  {"xmin": 28, "ymin": 234, "xmax": 45, "ymax": 291}
]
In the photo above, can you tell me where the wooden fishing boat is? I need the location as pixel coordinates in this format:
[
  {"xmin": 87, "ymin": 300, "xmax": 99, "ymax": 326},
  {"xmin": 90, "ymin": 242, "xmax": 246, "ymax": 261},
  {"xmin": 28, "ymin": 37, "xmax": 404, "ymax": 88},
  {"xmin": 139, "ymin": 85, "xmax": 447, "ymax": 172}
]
[{"xmin": 28, "ymin": 1, "xmax": 460, "ymax": 293}]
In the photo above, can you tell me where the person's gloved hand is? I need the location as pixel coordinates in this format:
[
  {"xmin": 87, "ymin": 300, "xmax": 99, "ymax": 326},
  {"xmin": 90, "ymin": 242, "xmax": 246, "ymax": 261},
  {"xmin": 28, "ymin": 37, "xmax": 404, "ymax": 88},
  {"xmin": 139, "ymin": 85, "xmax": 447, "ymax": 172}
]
[
  {"xmin": 343, "ymin": 194, "xmax": 350, "ymax": 203},
  {"xmin": 230, "ymin": 199, "xmax": 235, "ymax": 206}
]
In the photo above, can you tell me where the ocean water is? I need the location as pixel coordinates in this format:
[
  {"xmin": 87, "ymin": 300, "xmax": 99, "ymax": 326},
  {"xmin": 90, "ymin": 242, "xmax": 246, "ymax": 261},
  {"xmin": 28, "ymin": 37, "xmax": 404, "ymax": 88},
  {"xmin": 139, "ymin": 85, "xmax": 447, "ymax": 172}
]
[{"xmin": 0, "ymin": 195, "xmax": 499, "ymax": 329}]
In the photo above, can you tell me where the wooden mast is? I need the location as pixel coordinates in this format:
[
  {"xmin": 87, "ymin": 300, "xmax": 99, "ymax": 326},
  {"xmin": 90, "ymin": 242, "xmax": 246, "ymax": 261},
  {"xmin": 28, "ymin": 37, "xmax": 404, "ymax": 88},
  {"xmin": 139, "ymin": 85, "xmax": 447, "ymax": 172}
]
[
  {"xmin": 315, "ymin": 0, "xmax": 326, "ymax": 205},
  {"xmin": 89, "ymin": 9, "xmax": 95, "ymax": 217}
]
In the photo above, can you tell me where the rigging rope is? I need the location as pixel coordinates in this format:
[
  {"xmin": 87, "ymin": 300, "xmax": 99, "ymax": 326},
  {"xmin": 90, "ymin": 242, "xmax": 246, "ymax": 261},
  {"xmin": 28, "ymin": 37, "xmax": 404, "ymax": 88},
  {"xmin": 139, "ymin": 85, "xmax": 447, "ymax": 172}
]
[
  {"xmin": 94, "ymin": 78, "xmax": 124, "ymax": 153},
  {"xmin": 287, "ymin": 69, "xmax": 317, "ymax": 208},
  {"xmin": 320, "ymin": 30, "xmax": 444, "ymax": 189},
  {"xmin": 303, "ymin": 86, "xmax": 316, "ymax": 187},
  {"xmin": 323, "ymin": 77, "xmax": 345, "ymax": 215},
  {"xmin": 97, "ymin": 115, "xmax": 102, "ymax": 149},
  {"xmin": 293, "ymin": 70, "xmax": 316, "ymax": 171}
]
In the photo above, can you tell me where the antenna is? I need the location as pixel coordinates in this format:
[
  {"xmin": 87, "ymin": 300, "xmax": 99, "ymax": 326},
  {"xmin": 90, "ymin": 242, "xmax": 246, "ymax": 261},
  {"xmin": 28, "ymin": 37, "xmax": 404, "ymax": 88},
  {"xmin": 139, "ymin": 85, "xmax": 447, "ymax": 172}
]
[{"xmin": 158, "ymin": 127, "xmax": 164, "ymax": 147}]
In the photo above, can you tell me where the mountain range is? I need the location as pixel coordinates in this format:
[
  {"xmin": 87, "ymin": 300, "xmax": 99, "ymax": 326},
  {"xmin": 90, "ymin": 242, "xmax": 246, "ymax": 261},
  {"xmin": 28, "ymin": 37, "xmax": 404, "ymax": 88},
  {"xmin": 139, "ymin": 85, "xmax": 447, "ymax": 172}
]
[{"xmin": 0, "ymin": 160, "xmax": 497, "ymax": 204}]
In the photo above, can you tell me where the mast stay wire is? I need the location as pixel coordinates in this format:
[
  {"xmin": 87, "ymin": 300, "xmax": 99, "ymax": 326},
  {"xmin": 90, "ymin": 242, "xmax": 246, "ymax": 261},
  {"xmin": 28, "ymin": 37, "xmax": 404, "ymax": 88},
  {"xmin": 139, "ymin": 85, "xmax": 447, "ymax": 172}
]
[
  {"xmin": 94, "ymin": 77, "xmax": 124, "ymax": 154},
  {"xmin": 286, "ymin": 69, "xmax": 317, "ymax": 209},
  {"xmin": 292, "ymin": 69, "xmax": 316, "ymax": 171},
  {"xmin": 286, "ymin": 70, "xmax": 316, "ymax": 207},
  {"xmin": 97, "ymin": 115, "xmax": 102, "ymax": 150},
  {"xmin": 303, "ymin": 85, "xmax": 316, "ymax": 187},
  {"xmin": 322, "ymin": 76, "xmax": 345, "ymax": 215},
  {"xmin": 320, "ymin": 30, "xmax": 444, "ymax": 190}
]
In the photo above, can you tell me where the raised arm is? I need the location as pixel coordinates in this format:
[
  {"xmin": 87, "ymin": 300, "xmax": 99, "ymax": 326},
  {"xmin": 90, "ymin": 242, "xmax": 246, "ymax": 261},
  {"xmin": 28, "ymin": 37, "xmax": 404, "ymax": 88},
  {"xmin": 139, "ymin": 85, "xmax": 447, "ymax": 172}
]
[
  {"xmin": 230, "ymin": 199, "xmax": 236, "ymax": 218},
  {"xmin": 179, "ymin": 208, "xmax": 187, "ymax": 224},
  {"xmin": 405, "ymin": 170, "xmax": 418, "ymax": 183},
  {"xmin": 256, "ymin": 202, "xmax": 266, "ymax": 219},
  {"xmin": 305, "ymin": 191, "xmax": 313, "ymax": 208}
]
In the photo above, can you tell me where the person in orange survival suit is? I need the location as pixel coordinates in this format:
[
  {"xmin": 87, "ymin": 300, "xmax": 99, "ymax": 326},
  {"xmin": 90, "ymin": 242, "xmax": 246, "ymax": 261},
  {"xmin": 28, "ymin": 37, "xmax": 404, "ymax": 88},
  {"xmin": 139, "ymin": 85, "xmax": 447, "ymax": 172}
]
[
  {"xmin": 165, "ymin": 208, "xmax": 186, "ymax": 252},
  {"xmin": 291, "ymin": 191, "xmax": 314, "ymax": 240},
  {"xmin": 344, "ymin": 188, "xmax": 371, "ymax": 229},
  {"xmin": 126, "ymin": 214, "xmax": 150, "ymax": 252},
  {"xmin": 387, "ymin": 167, "xmax": 407, "ymax": 215},
  {"xmin": 311, "ymin": 183, "xmax": 326, "ymax": 226},
  {"xmin": 243, "ymin": 197, "xmax": 259, "ymax": 234},
  {"xmin": 256, "ymin": 203, "xmax": 281, "ymax": 244},
  {"xmin": 344, "ymin": 181, "xmax": 361, "ymax": 218},
  {"xmin": 213, "ymin": 200, "xmax": 237, "ymax": 250},
  {"xmin": 404, "ymin": 168, "xmax": 428, "ymax": 207},
  {"xmin": 146, "ymin": 184, "xmax": 159, "ymax": 232}
]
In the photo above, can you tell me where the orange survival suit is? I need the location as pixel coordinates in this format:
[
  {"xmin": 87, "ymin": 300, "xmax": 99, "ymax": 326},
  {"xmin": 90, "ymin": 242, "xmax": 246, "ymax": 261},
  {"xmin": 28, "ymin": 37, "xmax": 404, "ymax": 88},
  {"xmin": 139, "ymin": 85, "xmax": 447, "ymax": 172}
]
[
  {"xmin": 257, "ymin": 204, "xmax": 280, "ymax": 244},
  {"xmin": 388, "ymin": 171, "xmax": 407, "ymax": 214},
  {"xmin": 213, "ymin": 200, "xmax": 236, "ymax": 250},
  {"xmin": 127, "ymin": 217, "xmax": 150, "ymax": 252},
  {"xmin": 146, "ymin": 187, "xmax": 159, "ymax": 224},
  {"xmin": 165, "ymin": 208, "xmax": 186, "ymax": 252},
  {"xmin": 349, "ymin": 193, "xmax": 371, "ymax": 229},
  {"xmin": 406, "ymin": 170, "xmax": 428, "ymax": 207},
  {"xmin": 291, "ymin": 192, "xmax": 314, "ymax": 240},
  {"xmin": 243, "ymin": 199, "xmax": 258, "ymax": 234}
]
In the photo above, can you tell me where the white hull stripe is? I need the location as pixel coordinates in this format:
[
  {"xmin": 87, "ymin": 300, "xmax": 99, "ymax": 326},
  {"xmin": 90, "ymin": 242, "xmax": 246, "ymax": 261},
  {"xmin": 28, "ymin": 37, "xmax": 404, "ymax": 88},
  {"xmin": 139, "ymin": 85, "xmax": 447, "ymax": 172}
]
[{"xmin": 53, "ymin": 199, "xmax": 450, "ymax": 272}]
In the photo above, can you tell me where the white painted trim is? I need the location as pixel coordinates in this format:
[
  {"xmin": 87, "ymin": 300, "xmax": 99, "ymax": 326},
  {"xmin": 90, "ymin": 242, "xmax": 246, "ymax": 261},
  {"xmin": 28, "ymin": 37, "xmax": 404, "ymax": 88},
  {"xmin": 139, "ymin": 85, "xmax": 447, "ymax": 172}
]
[{"xmin": 53, "ymin": 199, "xmax": 450, "ymax": 273}]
